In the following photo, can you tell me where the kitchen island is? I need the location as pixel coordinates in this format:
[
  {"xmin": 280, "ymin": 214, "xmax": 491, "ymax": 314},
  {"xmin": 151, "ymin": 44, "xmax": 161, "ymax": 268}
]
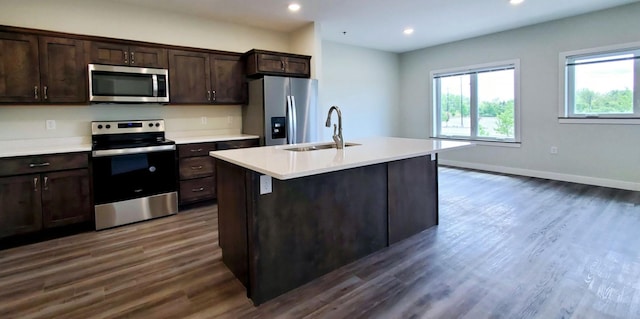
[{"xmin": 210, "ymin": 137, "xmax": 472, "ymax": 305}]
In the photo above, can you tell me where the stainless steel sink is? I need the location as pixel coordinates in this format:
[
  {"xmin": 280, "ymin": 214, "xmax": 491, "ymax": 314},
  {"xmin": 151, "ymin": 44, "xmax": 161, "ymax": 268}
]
[{"xmin": 284, "ymin": 142, "xmax": 360, "ymax": 152}]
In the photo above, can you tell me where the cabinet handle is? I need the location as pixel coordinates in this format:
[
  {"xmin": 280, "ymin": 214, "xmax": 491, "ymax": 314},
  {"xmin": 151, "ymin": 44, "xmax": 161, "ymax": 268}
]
[
  {"xmin": 191, "ymin": 187, "xmax": 205, "ymax": 192},
  {"xmin": 130, "ymin": 52, "xmax": 135, "ymax": 65},
  {"xmin": 33, "ymin": 177, "xmax": 38, "ymax": 192},
  {"xmin": 212, "ymin": 90, "xmax": 216, "ymax": 101},
  {"xmin": 281, "ymin": 60, "xmax": 285, "ymax": 70},
  {"xmin": 34, "ymin": 86, "xmax": 39, "ymax": 100},
  {"xmin": 43, "ymin": 176, "xmax": 48, "ymax": 191},
  {"xmin": 29, "ymin": 162, "xmax": 50, "ymax": 168},
  {"xmin": 207, "ymin": 90, "xmax": 211, "ymax": 101},
  {"xmin": 190, "ymin": 148, "xmax": 203, "ymax": 152},
  {"xmin": 124, "ymin": 51, "xmax": 128, "ymax": 64},
  {"xmin": 43, "ymin": 86, "xmax": 48, "ymax": 100},
  {"xmin": 191, "ymin": 165, "xmax": 204, "ymax": 170}
]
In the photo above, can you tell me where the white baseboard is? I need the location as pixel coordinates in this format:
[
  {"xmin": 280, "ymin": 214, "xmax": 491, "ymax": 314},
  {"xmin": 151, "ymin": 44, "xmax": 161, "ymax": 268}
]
[{"xmin": 439, "ymin": 159, "xmax": 640, "ymax": 192}]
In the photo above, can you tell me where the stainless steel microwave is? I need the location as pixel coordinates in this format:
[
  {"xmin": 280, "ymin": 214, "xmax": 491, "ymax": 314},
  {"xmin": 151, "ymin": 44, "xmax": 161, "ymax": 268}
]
[{"xmin": 88, "ymin": 64, "xmax": 169, "ymax": 103}]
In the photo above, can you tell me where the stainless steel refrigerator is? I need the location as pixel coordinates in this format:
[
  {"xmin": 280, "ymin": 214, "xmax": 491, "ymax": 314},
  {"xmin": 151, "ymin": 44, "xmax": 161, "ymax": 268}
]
[{"xmin": 243, "ymin": 76, "xmax": 318, "ymax": 146}]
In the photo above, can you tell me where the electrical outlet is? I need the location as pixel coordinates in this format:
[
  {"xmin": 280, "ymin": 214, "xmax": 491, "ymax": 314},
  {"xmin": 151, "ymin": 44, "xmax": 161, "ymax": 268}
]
[
  {"xmin": 46, "ymin": 120, "xmax": 56, "ymax": 130},
  {"xmin": 200, "ymin": 116, "xmax": 207, "ymax": 125},
  {"xmin": 259, "ymin": 175, "xmax": 272, "ymax": 194},
  {"xmin": 227, "ymin": 116, "xmax": 233, "ymax": 124},
  {"xmin": 550, "ymin": 146, "xmax": 558, "ymax": 154}
]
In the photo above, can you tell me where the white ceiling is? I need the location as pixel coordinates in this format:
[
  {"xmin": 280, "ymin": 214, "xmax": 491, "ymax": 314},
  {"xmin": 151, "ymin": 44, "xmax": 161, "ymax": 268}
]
[{"xmin": 114, "ymin": 0, "xmax": 639, "ymax": 53}]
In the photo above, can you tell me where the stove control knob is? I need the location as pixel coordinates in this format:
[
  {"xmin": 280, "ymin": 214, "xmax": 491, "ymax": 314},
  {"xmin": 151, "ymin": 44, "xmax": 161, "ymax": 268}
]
[
  {"xmin": 97, "ymin": 124, "xmax": 103, "ymax": 129},
  {"xmin": 148, "ymin": 123, "xmax": 154, "ymax": 127},
  {"xmin": 155, "ymin": 122, "xmax": 160, "ymax": 127},
  {"xmin": 106, "ymin": 124, "xmax": 111, "ymax": 129}
]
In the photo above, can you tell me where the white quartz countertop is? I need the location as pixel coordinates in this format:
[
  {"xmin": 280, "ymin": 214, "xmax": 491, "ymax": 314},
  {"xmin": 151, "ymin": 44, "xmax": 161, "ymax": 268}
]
[
  {"xmin": 168, "ymin": 134, "xmax": 259, "ymax": 144},
  {"xmin": 0, "ymin": 137, "xmax": 92, "ymax": 158},
  {"xmin": 209, "ymin": 137, "xmax": 473, "ymax": 180}
]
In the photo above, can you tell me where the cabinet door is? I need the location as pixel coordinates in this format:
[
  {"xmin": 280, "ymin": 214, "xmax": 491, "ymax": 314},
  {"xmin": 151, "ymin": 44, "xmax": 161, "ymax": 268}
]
[
  {"xmin": 39, "ymin": 36, "xmax": 87, "ymax": 103},
  {"xmin": 88, "ymin": 41, "xmax": 129, "ymax": 66},
  {"xmin": 129, "ymin": 46, "xmax": 168, "ymax": 68},
  {"xmin": 256, "ymin": 53, "xmax": 285, "ymax": 73},
  {"xmin": 41, "ymin": 169, "xmax": 91, "ymax": 228},
  {"xmin": 0, "ymin": 32, "xmax": 40, "ymax": 103},
  {"xmin": 168, "ymin": 50, "xmax": 211, "ymax": 104},
  {"xmin": 285, "ymin": 57, "xmax": 310, "ymax": 77},
  {"xmin": 211, "ymin": 54, "xmax": 245, "ymax": 104},
  {"xmin": 0, "ymin": 175, "xmax": 42, "ymax": 238}
]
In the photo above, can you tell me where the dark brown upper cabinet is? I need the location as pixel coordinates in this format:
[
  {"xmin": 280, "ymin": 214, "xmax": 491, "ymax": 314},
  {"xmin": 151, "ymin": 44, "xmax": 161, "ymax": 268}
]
[
  {"xmin": 88, "ymin": 41, "xmax": 168, "ymax": 68},
  {"xmin": 0, "ymin": 32, "xmax": 86, "ymax": 103},
  {"xmin": 168, "ymin": 49, "xmax": 211, "ymax": 104},
  {"xmin": 169, "ymin": 50, "xmax": 245, "ymax": 105},
  {"xmin": 39, "ymin": 36, "xmax": 87, "ymax": 103},
  {"xmin": 210, "ymin": 54, "xmax": 245, "ymax": 104},
  {"xmin": 244, "ymin": 49, "xmax": 311, "ymax": 78}
]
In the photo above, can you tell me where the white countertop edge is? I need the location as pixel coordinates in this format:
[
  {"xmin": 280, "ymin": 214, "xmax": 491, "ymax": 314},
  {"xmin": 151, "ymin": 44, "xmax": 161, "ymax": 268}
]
[
  {"xmin": 0, "ymin": 137, "xmax": 92, "ymax": 158},
  {"xmin": 210, "ymin": 139, "xmax": 474, "ymax": 180},
  {"xmin": 0, "ymin": 145, "xmax": 92, "ymax": 158},
  {"xmin": 170, "ymin": 134, "xmax": 259, "ymax": 144}
]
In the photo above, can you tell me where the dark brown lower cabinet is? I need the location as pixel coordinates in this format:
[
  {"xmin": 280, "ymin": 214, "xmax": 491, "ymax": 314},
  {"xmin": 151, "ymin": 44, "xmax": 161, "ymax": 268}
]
[
  {"xmin": 42, "ymin": 169, "xmax": 91, "ymax": 228},
  {"xmin": 178, "ymin": 138, "xmax": 259, "ymax": 206},
  {"xmin": 0, "ymin": 174, "xmax": 43, "ymax": 237},
  {"xmin": 0, "ymin": 153, "xmax": 91, "ymax": 240}
]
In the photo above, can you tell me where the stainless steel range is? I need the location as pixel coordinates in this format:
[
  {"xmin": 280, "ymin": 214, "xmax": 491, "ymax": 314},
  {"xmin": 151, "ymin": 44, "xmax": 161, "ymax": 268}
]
[{"xmin": 91, "ymin": 120, "xmax": 177, "ymax": 230}]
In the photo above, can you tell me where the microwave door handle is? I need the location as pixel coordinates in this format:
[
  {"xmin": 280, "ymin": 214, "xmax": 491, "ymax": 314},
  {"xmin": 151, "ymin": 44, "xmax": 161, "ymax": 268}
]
[
  {"xmin": 152, "ymin": 74, "xmax": 158, "ymax": 97},
  {"xmin": 290, "ymin": 95, "xmax": 297, "ymax": 144}
]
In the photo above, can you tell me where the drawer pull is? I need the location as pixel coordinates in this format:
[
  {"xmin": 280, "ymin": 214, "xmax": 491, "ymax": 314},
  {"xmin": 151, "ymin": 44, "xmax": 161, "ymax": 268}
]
[
  {"xmin": 191, "ymin": 165, "xmax": 204, "ymax": 170},
  {"xmin": 29, "ymin": 162, "xmax": 51, "ymax": 168},
  {"xmin": 33, "ymin": 177, "xmax": 38, "ymax": 192},
  {"xmin": 192, "ymin": 187, "xmax": 205, "ymax": 192},
  {"xmin": 190, "ymin": 148, "xmax": 203, "ymax": 152}
]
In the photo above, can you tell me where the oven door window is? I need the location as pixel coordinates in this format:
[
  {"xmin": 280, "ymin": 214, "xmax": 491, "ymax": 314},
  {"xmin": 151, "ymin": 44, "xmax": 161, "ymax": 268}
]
[
  {"xmin": 93, "ymin": 150, "xmax": 176, "ymax": 204},
  {"xmin": 91, "ymin": 71, "xmax": 154, "ymax": 97}
]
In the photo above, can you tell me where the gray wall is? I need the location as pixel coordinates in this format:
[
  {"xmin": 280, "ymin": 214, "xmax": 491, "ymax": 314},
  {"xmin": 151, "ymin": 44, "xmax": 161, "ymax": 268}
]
[
  {"xmin": 320, "ymin": 41, "xmax": 400, "ymax": 141},
  {"xmin": 399, "ymin": 3, "xmax": 640, "ymax": 190}
]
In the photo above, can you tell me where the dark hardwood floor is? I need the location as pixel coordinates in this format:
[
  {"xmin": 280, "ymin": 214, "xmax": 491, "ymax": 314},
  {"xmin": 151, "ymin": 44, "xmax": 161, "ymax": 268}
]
[{"xmin": 1, "ymin": 166, "xmax": 640, "ymax": 318}]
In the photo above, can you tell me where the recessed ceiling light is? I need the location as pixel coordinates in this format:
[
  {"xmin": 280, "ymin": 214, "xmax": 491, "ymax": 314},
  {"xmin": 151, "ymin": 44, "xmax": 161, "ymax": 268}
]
[
  {"xmin": 288, "ymin": 3, "xmax": 301, "ymax": 12},
  {"xmin": 403, "ymin": 28, "xmax": 414, "ymax": 35},
  {"xmin": 510, "ymin": 0, "xmax": 524, "ymax": 5}
]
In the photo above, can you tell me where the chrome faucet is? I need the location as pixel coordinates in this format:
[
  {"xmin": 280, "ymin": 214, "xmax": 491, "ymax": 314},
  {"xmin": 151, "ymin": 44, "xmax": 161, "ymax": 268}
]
[{"xmin": 325, "ymin": 106, "xmax": 345, "ymax": 149}]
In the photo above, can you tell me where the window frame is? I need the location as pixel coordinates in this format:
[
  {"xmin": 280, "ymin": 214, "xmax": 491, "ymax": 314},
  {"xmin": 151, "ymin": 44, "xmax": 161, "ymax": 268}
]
[
  {"xmin": 430, "ymin": 59, "xmax": 521, "ymax": 144},
  {"xmin": 559, "ymin": 42, "xmax": 640, "ymax": 124}
]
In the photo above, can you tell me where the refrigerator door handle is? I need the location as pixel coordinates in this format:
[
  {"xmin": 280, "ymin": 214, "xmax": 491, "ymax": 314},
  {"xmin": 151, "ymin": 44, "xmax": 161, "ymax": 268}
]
[
  {"xmin": 286, "ymin": 95, "xmax": 293, "ymax": 144},
  {"xmin": 290, "ymin": 95, "xmax": 298, "ymax": 144}
]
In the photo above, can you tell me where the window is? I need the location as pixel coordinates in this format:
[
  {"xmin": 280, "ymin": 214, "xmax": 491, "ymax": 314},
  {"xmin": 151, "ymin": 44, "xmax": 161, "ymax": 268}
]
[
  {"xmin": 560, "ymin": 43, "xmax": 640, "ymax": 123},
  {"xmin": 431, "ymin": 60, "xmax": 520, "ymax": 143}
]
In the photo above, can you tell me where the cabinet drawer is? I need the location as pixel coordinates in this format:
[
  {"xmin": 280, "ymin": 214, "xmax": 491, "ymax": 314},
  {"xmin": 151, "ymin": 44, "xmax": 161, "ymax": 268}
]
[
  {"xmin": 180, "ymin": 177, "xmax": 216, "ymax": 204},
  {"xmin": 178, "ymin": 142, "xmax": 216, "ymax": 158},
  {"xmin": 179, "ymin": 157, "xmax": 214, "ymax": 179},
  {"xmin": 0, "ymin": 152, "xmax": 88, "ymax": 177},
  {"xmin": 216, "ymin": 139, "xmax": 259, "ymax": 150}
]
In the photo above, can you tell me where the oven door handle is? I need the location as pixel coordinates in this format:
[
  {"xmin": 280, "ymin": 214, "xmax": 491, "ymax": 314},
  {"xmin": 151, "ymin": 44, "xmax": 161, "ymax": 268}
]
[{"xmin": 92, "ymin": 145, "xmax": 176, "ymax": 157}]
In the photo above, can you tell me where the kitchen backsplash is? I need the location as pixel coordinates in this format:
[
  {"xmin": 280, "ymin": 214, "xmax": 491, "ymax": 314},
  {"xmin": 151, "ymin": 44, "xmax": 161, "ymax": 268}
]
[{"xmin": 0, "ymin": 104, "xmax": 242, "ymax": 141}]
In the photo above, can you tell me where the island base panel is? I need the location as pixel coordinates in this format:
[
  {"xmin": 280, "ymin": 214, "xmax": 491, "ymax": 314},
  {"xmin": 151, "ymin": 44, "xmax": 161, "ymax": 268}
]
[
  {"xmin": 216, "ymin": 155, "xmax": 439, "ymax": 305},
  {"xmin": 216, "ymin": 159, "xmax": 250, "ymax": 288},
  {"xmin": 251, "ymin": 164, "xmax": 388, "ymax": 304},
  {"xmin": 388, "ymin": 155, "xmax": 438, "ymax": 245}
]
